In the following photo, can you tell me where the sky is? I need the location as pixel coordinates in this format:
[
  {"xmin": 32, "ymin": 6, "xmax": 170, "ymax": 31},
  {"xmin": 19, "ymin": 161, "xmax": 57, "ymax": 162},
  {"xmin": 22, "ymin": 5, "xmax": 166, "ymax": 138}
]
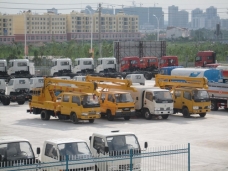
[{"xmin": 0, "ymin": 0, "xmax": 227, "ymax": 21}]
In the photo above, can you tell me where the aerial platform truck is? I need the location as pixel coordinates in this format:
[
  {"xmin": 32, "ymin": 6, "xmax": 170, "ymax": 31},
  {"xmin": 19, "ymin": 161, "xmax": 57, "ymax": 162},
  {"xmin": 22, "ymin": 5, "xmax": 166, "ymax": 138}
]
[
  {"xmin": 154, "ymin": 74, "xmax": 211, "ymax": 117},
  {"xmin": 27, "ymin": 77, "xmax": 101, "ymax": 123}
]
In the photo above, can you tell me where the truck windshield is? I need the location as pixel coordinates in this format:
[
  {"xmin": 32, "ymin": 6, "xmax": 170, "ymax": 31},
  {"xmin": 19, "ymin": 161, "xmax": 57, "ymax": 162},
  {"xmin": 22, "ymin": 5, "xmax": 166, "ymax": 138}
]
[
  {"xmin": 0, "ymin": 141, "xmax": 35, "ymax": 162},
  {"xmin": 115, "ymin": 93, "xmax": 133, "ymax": 103},
  {"xmin": 81, "ymin": 95, "xmax": 100, "ymax": 107},
  {"xmin": 154, "ymin": 91, "xmax": 173, "ymax": 103},
  {"xmin": 58, "ymin": 142, "xmax": 92, "ymax": 160},
  {"xmin": 107, "ymin": 135, "xmax": 140, "ymax": 155},
  {"xmin": 193, "ymin": 90, "xmax": 210, "ymax": 101}
]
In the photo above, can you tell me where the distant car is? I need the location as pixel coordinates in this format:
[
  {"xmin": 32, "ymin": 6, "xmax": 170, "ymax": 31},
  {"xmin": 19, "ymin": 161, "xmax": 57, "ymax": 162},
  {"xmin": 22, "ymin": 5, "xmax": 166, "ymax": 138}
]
[{"xmin": 125, "ymin": 74, "xmax": 145, "ymax": 85}]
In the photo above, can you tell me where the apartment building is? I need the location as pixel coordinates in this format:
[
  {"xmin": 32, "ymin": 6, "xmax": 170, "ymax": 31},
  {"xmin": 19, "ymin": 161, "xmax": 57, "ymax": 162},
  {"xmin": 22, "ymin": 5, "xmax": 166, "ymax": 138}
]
[{"xmin": 0, "ymin": 10, "xmax": 140, "ymax": 44}]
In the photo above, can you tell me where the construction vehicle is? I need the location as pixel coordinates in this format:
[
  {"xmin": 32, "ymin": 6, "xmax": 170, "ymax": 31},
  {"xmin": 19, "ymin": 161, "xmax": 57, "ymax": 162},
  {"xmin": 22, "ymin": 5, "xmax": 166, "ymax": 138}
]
[
  {"xmin": 1, "ymin": 78, "xmax": 30, "ymax": 106},
  {"xmin": 207, "ymin": 82, "xmax": 228, "ymax": 111},
  {"xmin": 0, "ymin": 136, "xmax": 40, "ymax": 169},
  {"xmin": 27, "ymin": 77, "xmax": 101, "ymax": 124},
  {"xmin": 40, "ymin": 138, "xmax": 95, "ymax": 170},
  {"xmin": 89, "ymin": 130, "xmax": 147, "ymax": 171},
  {"xmin": 195, "ymin": 51, "xmax": 216, "ymax": 67},
  {"xmin": 85, "ymin": 76, "xmax": 136, "ymax": 121},
  {"xmin": 154, "ymin": 74, "xmax": 211, "ymax": 118}
]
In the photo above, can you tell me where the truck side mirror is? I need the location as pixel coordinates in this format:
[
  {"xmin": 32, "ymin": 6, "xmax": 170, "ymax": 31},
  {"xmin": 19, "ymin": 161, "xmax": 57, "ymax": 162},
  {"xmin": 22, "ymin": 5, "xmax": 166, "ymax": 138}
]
[
  {"xmin": 97, "ymin": 148, "xmax": 100, "ymax": 154},
  {"xmin": 37, "ymin": 147, "xmax": 40, "ymax": 155},
  {"xmin": 104, "ymin": 146, "xmax": 109, "ymax": 153},
  {"xmin": 136, "ymin": 97, "xmax": 138, "ymax": 100},
  {"xmin": 144, "ymin": 142, "xmax": 148, "ymax": 149},
  {"xmin": 89, "ymin": 136, "xmax": 91, "ymax": 141}
]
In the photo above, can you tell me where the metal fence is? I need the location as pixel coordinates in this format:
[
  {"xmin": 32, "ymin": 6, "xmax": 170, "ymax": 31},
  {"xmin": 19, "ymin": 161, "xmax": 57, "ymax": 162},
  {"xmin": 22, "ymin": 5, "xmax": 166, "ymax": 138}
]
[{"xmin": 0, "ymin": 144, "xmax": 190, "ymax": 171}]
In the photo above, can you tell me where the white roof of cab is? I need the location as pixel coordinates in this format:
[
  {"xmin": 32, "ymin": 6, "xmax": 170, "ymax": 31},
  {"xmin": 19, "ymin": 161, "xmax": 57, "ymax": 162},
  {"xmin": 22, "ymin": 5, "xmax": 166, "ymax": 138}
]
[
  {"xmin": 93, "ymin": 130, "xmax": 136, "ymax": 137},
  {"xmin": 52, "ymin": 58, "xmax": 71, "ymax": 61},
  {"xmin": 0, "ymin": 136, "xmax": 30, "ymax": 144},
  {"xmin": 98, "ymin": 57, "xmax": 115, "ymax": 60},
  {"xmin": 10, "ymin": 78, "xmax": 29, "ymax": 81},
  {"xmin": 45, "ymin": 138, "xmax": 86, "ymax": 144}
]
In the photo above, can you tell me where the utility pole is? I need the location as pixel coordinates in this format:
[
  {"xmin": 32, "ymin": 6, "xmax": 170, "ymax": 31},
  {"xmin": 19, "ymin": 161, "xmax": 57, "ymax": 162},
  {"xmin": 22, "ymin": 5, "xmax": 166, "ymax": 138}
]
[{"xmin": 98, "ymin": 3, "xmax": 102, "ymax": 57}]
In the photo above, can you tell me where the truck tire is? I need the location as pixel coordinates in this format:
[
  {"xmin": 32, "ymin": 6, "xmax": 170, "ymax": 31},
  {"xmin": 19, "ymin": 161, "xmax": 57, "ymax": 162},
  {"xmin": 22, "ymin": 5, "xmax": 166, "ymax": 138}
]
[
  {"xmin": 53, "ymin": 72, "xmax": 58, "ymax": 77},
  {"xmin": 162, "ymin": 114, "xmax": 169, "ymax": 119},
  {"xmin": 182, "ymin": 107, "xmax": 190, "ymax": 118},
  {"xmin": 144, "ymin": 109, "xmax": 152, "ymax": 120},
  {"xmin": 71, "ymin": 113, "xmax": 78, "ymax": 124},
  {"xmin": 107, "ymin": 110, "xmax": 114, "ymax": 121},
  {"xmin": 144, "ymin": 73, "xmax": 151, "ymax": 80},
  {"xmin": 211, "ymin": 100, "xmax": 218, "ymax": 111},
  {"xmin": 199, "ymin": 113, "xmax": 206, "ymax": 117},
  {"xmin": 124, "ymin": 116, "xmax": 131, "ymax": 120},
  {"xmin": 17, "ymin": 99, "xmax": 25, "ymax": 105},
  {"xmin": 89, "ymin": 119, "xmax": 94, "ymax": 123},
  {"xmin": 2, "ymin": 97, "xmax": 10, "ymax": 106},
  {"xmin": 40, "ymin": 110, "xmax": 50, "ymax": 120}
]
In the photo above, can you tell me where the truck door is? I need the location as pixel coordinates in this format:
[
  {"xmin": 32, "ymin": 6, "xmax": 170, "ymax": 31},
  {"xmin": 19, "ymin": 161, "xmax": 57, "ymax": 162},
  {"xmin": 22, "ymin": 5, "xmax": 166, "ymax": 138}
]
[
  {"xmin": 60, "ymin": 94, "xmax": 71, "ymax": 115},
  {"xmin": 99, "ymin": 93, "xmax": 107, "ymax": 113},
  {"xmin": 71, "ymin": 95, "xmax": 81, "ymax": 115},
  {"xmin": 143, "ymin": 91, "xmax": 154, "ymax": 113},
  {"xmin": 43, "ymin": 143, "xmax": 59, "ymax": 163},
  {"xmin": 173, "ymin": 90, "xmax": 182, "ymax": 109},
  {"xmin": 182, "ymin": 91, "xmax": 193, "ymax": 113},
  {"xmin": 107, "ymin": 94, "xmax": 116, "ymax": 115}
]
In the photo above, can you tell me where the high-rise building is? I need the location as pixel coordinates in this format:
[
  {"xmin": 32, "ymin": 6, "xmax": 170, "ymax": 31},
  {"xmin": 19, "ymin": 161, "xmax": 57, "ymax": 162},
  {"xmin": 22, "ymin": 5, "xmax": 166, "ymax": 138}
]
[
  {"xmin": 191, "ymin": 8, "xmax": 204, "ymax": 29},
  {"xmin": 206, "ymin": 6, "xmax": 217, "ymax": 19},
  {"xmin": 178, "ymin": 10, "xmax": 189, "ymax": 28},
  {"xmin": 168, "ymin": 5, "xmax": 178, "ymax": 27}
]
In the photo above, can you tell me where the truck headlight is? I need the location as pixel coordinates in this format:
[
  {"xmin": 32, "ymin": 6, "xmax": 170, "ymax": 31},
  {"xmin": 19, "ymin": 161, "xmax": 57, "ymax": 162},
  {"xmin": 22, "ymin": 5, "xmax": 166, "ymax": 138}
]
[
  {"xmin": 193, "ymin": 106, "xmax": 199, "ymax": 110},
  {"xmin": 81, "ymin": 113, "xmax": 88, "ymax": 116},
  {"xmin": 116, "ymin": 109, "xmax": 122, "ymax": 112},
  {"xmin": 96, "ymin": 112, "xmax": 100, "ymax": 115},
  {"xmin": 130, "ymin": 109, "xmax": 135, "ymax": 112},
  {"xmin": 108, "ymin": 166, "xmax": 117, "ymax": 171},
  {"xmin": 155, "ymin": 108, "xmax": 160, "ymax": 111}
]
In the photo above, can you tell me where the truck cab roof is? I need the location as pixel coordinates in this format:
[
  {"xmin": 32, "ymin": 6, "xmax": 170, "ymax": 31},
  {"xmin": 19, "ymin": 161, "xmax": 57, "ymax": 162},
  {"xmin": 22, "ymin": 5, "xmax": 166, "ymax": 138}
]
[
  {"xmin": 0, "ymin": 136, "xmax": 30, "ymax": 144},
  {"xmin": 92, "ymin": 130, "xmax": 135, "ymax": 138},
  {"xmin": 45, "ymin": 138, "xmax": 86, "ymax": 145}
]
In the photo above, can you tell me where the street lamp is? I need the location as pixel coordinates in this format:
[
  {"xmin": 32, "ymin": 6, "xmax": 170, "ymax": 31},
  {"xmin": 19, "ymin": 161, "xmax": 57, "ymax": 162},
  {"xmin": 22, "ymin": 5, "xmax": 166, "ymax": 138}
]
[
  {"xmin": 20, "ymin": 11, "xmax": 27, "ymax": 58},
  {"xmin": 86, "ymin": 8, "xmax": 93, "ymax": 57},
  {"xmin": 153, "ymin": 14, "xmax": 163, "ymax": 41}
]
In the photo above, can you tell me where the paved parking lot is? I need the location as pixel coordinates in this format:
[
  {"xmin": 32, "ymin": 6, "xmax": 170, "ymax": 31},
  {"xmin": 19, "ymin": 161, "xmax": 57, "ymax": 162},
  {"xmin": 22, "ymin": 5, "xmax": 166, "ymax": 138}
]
[{"xmin": 0, "ymin": 80, "xmax": 228, "ymax": 171}]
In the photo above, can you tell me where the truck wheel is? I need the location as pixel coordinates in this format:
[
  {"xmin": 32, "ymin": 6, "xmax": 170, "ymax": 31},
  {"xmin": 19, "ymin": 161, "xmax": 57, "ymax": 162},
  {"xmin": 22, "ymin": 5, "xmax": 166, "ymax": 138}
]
[
  {"xmin": 53, "ymin": 72, "xmax": 58, "ymax": 77},
  {"xmin": 211, "ymin": 100, "xmax": 218, "ymax": 111},
  {"xmin": 144, "ymin": 73, "xmax": 151, "ymax": 80},
  {"xmin": 107, "ymin": 110, "xmax": 114, "ymax": 121},
  {"xmin": 71, "ymin": 113, "xmax": 78, "ymax": 124},
  {"xmin": 162, "ymin": 114, "xmax": 169, "ymax": 119},
  {"xmin": 89, "ymin": 119, "xmax": 94, "ymax": 123},
  {"xmin": 144, "ymin": 109, "xmax": 152, "ymax": 120},
  {"xmin": 2, "ymin": 97, "xmax": 10, "ymax": 106},
  {"xmin": 17, "ymin": 99, "xmax": 25, "ymax": 105},
  {"xmin": 199, "ymin": 113, "xmax": 206, "ymax": 117},
  {"xmin": 40, "ymin": 110, "xmax": 50, "ymax": 120},
  {"xmin": 124, "ymin": 116, "xmax": 131, "ymax": 120},
  {"xmin": 182, "ymin": 107, "xmax": 190, "ymax": 118}
]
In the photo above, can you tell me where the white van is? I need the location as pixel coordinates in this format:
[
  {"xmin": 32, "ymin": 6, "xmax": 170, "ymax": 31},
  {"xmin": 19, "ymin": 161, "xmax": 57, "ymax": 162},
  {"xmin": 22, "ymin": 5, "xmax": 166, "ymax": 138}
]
[{"xmin": 125, "ymin": 74, "xmax": 145, "ymax": 85}]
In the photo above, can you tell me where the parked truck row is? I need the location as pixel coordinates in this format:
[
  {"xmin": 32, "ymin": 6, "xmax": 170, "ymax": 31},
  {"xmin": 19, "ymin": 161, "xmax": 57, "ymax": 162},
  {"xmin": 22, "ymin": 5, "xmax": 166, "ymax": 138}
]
[{"xmin": 0, "ymin": 130, "xmax": 147, "ymax": 170}]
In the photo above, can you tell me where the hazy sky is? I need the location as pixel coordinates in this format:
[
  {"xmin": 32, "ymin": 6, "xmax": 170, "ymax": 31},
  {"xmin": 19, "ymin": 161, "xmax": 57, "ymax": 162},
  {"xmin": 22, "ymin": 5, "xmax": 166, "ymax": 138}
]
[{"xmin": 0, "ymin": 0, "xmax": 227, "ymax": 20}]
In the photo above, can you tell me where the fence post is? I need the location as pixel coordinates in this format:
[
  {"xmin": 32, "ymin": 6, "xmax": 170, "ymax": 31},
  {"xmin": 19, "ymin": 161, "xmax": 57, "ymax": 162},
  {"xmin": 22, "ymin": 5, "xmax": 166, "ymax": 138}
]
[
  {"xmin": 188, "ymin": 143, "xmax": 190, "ymax": 171},
  {"xmin": 130, "ymin": 149, "xmax": 133, "ymax": 171},
  {"xmin": 66, "ymin": 155, "xmax": 69, "ymax": 171}
]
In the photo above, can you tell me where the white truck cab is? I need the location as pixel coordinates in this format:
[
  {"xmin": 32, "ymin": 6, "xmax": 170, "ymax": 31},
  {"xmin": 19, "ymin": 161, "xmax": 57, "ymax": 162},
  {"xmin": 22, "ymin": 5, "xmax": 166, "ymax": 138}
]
[
  {"xmin": 130, "ymin": 85, "xmax": 174, "ymax": 119},
  {"xmin": 0, "ymin": 60, "xmax": 7, "ymax": 74},
  {"xmin": 125, "ymin": 74, "xmax": 145, "ymax": 85},
  {"xmin": 29, "ymin": 77, "xmax": 44, "ymax": 91},
  {"xmin": 6, "ymin": 78, "xmax": 30, "ymax": 96},
  {"xmin": 73, "ymin": 58, "xmax": 94, "ymax": 74},
  {"xmin": 0, "ymin": 79, "xmax": 6, "ymax": 95},
  {"xmin": 8, "ymin": 59, "xmax": 34, "ymax": 75},
  {"xmin": 0, "ymin": 136, "xmax": 40, "ymax": 169},
  {"xmin": 41, "ymin": 138, "xmax": 95, "ymax": 171},
  {"xmin": 72, "ymin": 76, "xmax": 86, "ymax": 81},
  {"xmin": 53, "ymin": 76, "xmax": 72, "ymax": 87},
  {"xmin": 96, "ymin": 57, "xmax": 117, "ymax": 73},
  {"xmin": 51, "ymin": 58, "xmax": 72, "ymax": 76},
  {"xmin": 89, "ymin": 130, "xmax": 147, "ymax": 171}
]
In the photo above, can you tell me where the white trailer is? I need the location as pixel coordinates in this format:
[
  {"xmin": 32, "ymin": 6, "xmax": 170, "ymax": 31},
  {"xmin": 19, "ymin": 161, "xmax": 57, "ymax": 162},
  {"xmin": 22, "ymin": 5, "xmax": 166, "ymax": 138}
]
[
  {"xmin": 40, "ymin": 138, "xmax": 95, "ymax": 171},
  {"xmin": 129, "ymin": 85, "xmax": 173, "ymax": 119},
  {"xmin": 51, "ymin": 58, "xmax": 72, "ymax": 76},
  {"xmin": 208, "ymin": 82, "xmax": 228, "ymax": 111},
  {"xmin": 73, "ymin": 58, "xmax": 94, "ymax": 74},
  {"xmin": 171, "ymin": 68, "xmax": 223, "ymax": 83},
  {"xmin": 96, "ymin": 57, "xmax": 117, "ymax": 73},
  {"xmin": 89, "ymin": 130, "xmax": 147, "ymax": 171}
]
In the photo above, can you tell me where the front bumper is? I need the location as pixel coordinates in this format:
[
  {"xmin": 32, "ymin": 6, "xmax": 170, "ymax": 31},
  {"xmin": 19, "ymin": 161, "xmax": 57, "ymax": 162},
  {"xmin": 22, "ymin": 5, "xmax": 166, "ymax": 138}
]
[
  {"xmin": 115, "ymin": 111, "xmax": 136, "ymax": 118},
  {"xmin": 80, "ymin": 114, "xmax": 101, "ymax": 120},
  {"xmin": 154, "ymin": 110, "xmax": 173, "ymax": 115},
  {"xmin": 192, "ymin": 109, "xmax": 210, "ymax": 114}
]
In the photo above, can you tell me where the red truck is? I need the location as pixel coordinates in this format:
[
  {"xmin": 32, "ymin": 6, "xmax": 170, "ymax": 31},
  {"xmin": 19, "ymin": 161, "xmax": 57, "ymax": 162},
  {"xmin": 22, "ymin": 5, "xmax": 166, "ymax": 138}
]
[
  {"xmin": 195, "ymin": 51, "xmax": 216, "ymax": 67},
  {"xmin": 159, "ymin": 56, "xmax": 178, "ymax": 68}
]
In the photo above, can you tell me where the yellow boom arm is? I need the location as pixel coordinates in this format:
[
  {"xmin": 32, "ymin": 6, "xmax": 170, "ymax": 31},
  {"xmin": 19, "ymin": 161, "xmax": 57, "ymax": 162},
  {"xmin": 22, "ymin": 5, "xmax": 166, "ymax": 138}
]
[{"xmin": 154, "ymin": 74, "xmax": 209, "ymax": 91}]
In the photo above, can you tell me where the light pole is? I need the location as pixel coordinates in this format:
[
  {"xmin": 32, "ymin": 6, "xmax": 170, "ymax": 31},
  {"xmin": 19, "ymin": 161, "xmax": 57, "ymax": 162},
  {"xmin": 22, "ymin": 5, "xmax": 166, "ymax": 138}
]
[
  {"xmin": 20, "ymin": 11, "xmax": 27, "ymax": 58},
  {"xmin": 153, "ymin": 14, "xmax": 163, "ymax": 41},
  {"xmin": 86, "ymin": 8, "xmax": 93, "ymax": 57}
]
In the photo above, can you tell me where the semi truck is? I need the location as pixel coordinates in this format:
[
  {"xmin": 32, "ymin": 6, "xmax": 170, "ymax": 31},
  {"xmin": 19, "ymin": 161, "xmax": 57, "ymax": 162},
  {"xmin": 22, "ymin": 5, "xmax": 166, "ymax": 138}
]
[
  {"xmin": 0, "ymin": 136, "xmax": 40, "ymax": 169},
  {"xmin": 27, "ymin": 77, "xmax": 101, "ymax": 123},
  {"xmin": 154, "ymin": 74, "xmax": 211, "ymax": 118},
  {"xmin": 89, "ymin": 130, "xmax": 147, "ymax": 171},
  {"xmin": 195, "ymin": 51, "xmax": 216, "ymax": 67}
]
